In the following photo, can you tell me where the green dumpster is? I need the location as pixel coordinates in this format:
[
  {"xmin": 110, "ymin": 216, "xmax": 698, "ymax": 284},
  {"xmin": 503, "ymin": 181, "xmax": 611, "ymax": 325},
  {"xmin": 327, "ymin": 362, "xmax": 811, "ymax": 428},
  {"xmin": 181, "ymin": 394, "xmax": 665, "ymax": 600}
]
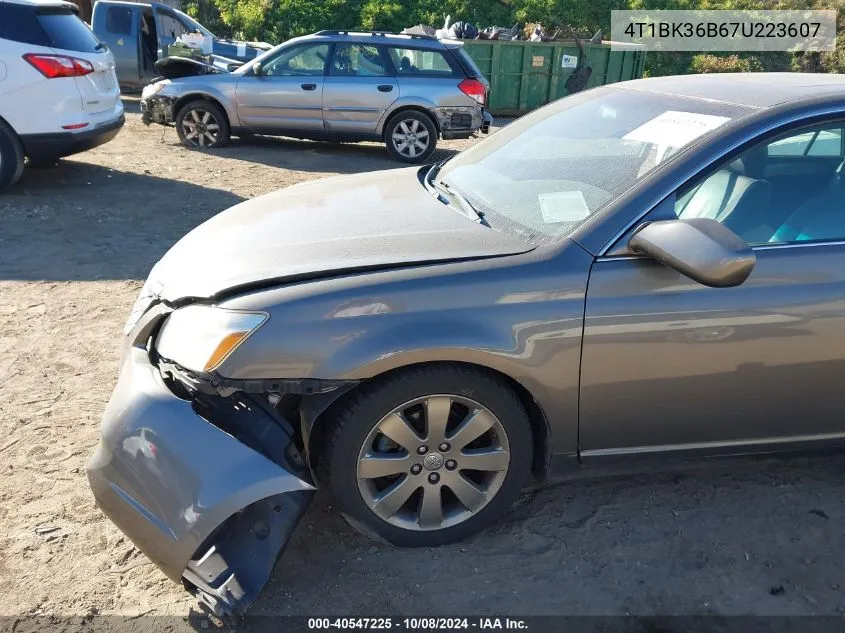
[{"xmin": 462, "ymin": 39, "xmax": 646, "ymax": 117}]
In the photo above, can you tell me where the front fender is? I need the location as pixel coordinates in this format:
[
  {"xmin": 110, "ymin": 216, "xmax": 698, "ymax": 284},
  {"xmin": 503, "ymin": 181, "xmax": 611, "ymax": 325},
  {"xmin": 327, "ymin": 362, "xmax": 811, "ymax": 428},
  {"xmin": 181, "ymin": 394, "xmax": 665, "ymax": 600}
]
[
  {"xmin": 217, "ymin": 246, "xmax": 594, "ymax": 455},
  {"xmin": 162, "ymin": 80, "xmax": 239, "ymax": 126}
]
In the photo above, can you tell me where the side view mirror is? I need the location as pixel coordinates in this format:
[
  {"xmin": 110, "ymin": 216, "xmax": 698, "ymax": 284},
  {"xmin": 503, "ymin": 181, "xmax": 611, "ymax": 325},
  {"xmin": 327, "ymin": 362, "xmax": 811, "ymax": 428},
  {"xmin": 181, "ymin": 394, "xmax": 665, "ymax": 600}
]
[
  {"xmin": 628, "ymin": 218, "xmax": 756, "ymax": 288},
  {"xmin": 251, "ymin": 61, "xmax": 263, "ymax": 75}
]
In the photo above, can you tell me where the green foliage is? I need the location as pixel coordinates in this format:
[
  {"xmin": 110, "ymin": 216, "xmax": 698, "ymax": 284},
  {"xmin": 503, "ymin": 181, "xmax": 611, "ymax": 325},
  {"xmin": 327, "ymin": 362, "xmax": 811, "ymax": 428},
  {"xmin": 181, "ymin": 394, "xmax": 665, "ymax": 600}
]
[
  {"xmin": 183, "ymin": 0, "xmax": 839, "ymax": 76},
  {"xmin": 690, "ymin": 53, "xmax": 763, "ymax": 72}
]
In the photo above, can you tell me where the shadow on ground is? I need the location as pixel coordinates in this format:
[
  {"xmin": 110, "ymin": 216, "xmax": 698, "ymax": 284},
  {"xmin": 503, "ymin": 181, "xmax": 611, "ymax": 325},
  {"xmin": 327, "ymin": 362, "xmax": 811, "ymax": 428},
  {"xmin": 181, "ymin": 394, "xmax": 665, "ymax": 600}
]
[
  {"xmin": 0, "ymin": 163, "xmax": 244, "ymax": 281},
  {"xmin": 213, "ymin": 133, "xmax": 459, "ymax": 173},
  {"xmin": 123, "ymin": 93, "xmax": 460, "ymax": 173},
  {"xmin": 255, "ymin": 454, "xmax": 845, "ymax": 617}
]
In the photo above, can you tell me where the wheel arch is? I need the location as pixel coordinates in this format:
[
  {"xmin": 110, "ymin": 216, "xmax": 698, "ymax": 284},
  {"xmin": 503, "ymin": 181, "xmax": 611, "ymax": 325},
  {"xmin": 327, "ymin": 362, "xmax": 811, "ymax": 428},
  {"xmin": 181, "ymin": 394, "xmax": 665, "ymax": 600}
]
[
  {"xmin": 378, "ymin": 103, "xmax": 441, "ymax": 137},
  {"xmin": 172, "ymin": 93, "xmax": 233, "ymax": 128},
  {"xmin": 304, "ymin": 360, "xmax": 551, "ymax": 483}
]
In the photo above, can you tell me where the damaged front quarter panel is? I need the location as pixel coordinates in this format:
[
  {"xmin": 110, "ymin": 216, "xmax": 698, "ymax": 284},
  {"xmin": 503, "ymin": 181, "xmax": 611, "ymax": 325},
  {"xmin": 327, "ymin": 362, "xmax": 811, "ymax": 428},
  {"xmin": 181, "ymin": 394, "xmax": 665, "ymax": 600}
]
[{"xmin": 86, "ymin": 344, "xmax": 319, "ymax": 616}]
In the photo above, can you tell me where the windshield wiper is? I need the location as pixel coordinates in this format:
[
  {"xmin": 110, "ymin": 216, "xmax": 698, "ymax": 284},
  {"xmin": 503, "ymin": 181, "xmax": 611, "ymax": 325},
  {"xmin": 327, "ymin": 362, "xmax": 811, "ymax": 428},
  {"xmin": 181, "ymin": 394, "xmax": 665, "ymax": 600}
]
[{"xmin": 425, "ymin": 166, "xmax": 490, "ymax": 228}]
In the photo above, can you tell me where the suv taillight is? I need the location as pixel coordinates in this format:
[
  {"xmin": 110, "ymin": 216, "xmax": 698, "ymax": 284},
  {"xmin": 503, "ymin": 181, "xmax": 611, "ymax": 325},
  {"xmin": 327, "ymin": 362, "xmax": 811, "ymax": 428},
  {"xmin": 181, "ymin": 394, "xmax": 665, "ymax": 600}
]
[
  {"xmin": 458, "ymin": 78, "xmax": 486, "ymax": 105},
  {"xmin": 23, "ymin": 53, "xmax": 94, "ymax": 78}
]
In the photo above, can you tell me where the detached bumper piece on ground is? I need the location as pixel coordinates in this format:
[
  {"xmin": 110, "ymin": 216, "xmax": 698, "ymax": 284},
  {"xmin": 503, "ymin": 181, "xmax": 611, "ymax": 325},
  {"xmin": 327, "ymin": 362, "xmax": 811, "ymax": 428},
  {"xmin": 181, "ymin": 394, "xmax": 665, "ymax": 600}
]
[{"xmin": 87, "ymin": 337, "xmax": 315, "ymax": 616}]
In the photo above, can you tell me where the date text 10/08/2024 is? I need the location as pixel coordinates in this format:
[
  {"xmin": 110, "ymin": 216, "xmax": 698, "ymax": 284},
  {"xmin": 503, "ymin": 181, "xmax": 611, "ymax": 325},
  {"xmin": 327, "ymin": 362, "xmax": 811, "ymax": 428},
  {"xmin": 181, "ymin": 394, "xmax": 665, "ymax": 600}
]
[{"xmin": 307, "ymin": 618, "xmax": 529, "ymax": 630}]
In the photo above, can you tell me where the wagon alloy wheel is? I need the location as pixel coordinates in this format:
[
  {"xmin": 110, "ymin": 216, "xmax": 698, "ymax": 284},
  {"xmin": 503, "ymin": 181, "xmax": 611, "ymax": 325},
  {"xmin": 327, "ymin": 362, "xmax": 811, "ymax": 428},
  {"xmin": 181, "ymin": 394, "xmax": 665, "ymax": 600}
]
[
  {"xmin": 175, "ymin": 100, "xmax": 230, "ymax": 149},
  {"xmin": 392, "ymin": 119, "xmax": 430, "ymax": 160},
  {"xmin": 356, "ymin": 394, "xmax": 510, "ymax": 531},
  {"xmin": 181, "ymin": 108, "xmax": 220, "ymax": 148},
  {"xmin": 384, "ymin": 111, "xmax": 437, "ymax": 163}
]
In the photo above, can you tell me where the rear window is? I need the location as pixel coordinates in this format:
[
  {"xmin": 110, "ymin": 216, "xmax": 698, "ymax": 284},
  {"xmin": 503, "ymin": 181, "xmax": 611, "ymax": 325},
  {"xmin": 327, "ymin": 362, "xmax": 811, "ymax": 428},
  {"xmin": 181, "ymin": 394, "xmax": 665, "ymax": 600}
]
[
  {"xmin": 0, "ymin": 4, "xmax": 50, "ymax": 46},
  {"xmin": 387, "ymin": 47, "xmax": 457, "ymax": 77},
  {"xmin": 37, "ymin": 9, "xmax": 103, "ymax": 53},
  {"xmin": 451, "ymin": 47, "xmax": 484, "ymax": 79}
]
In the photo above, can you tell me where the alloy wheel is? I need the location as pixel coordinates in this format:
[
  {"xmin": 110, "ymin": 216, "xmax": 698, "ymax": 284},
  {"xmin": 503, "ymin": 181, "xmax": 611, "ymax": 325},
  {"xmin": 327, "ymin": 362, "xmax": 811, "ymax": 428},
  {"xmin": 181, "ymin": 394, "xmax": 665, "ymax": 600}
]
[
  {"xmin": 356, "ymin": 394, "xmax": 510, "ymax": 531},
  {"xmin": 181, "ymin": 108, "xmax": 220, "ymax": 147},
  {"xmin": 391, "ymin": 119, "xmax": 430, "ymax": 159}
]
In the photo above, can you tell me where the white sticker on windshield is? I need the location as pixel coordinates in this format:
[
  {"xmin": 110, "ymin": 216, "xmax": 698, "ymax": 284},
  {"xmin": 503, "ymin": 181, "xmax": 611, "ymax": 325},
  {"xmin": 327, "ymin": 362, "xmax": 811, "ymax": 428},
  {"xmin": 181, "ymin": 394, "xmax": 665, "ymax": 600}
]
[
  {"xmin": 623, "ymin": 111, "xmax": 731, "ymax": 148},
  {"xmin": 539, "ymin": 191, "xmax": 591, "ymax": 224}
]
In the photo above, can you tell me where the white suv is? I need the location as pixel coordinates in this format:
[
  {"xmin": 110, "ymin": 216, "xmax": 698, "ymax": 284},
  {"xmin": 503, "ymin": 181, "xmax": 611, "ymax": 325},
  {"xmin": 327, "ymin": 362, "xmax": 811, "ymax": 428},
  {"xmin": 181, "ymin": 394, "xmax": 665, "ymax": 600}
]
[{"xmin": 0, "ymin": 0, "xmax": 124, "ymax": 191}]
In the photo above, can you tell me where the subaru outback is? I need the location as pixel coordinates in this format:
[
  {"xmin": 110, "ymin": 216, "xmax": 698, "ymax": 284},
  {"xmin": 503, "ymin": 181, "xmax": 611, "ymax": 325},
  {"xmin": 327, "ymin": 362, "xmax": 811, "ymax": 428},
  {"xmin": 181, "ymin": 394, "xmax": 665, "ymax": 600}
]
[{"xmin": 139, "ymin": 30, "xmax": 491, "ymax": 163}]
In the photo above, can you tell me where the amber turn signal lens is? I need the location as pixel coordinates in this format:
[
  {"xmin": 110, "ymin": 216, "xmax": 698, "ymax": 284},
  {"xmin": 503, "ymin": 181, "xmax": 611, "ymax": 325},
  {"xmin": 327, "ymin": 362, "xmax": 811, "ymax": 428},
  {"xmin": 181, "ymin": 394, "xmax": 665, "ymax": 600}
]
[
  {"xmin": 155, "ymin": 306, "xmax": 267, "ymax": 374},
  {"xmin": 204, "ymin": 331, "xmax": 250, "ymax": 371}
]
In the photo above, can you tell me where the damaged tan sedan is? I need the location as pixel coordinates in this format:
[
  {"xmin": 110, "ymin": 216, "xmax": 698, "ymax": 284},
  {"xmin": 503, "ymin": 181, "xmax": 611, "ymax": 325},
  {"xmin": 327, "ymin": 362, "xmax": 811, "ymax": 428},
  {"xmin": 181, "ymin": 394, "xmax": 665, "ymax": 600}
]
[{"xmin": 89, "ymin": 73, "xmax": 845, "ymax": 615}]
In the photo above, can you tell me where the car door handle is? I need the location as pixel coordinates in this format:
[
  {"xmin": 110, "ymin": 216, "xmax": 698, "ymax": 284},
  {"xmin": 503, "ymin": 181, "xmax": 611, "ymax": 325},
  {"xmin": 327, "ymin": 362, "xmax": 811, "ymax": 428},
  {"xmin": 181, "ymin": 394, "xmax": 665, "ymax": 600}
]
[
  {"xmin": 301, "ymin": 83, "xmax": 317, "ymax": 91},
  {"xmin": 377, "ymin": 84, "xmax": 394, "ymax": 92}
]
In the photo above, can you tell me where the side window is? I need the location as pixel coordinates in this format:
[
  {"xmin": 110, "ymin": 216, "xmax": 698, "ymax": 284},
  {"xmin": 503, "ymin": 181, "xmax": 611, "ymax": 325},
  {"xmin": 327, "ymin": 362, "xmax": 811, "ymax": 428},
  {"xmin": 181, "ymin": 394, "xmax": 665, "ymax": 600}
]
[
  {"xmin": 807, "ymin": 129, "xmax": 843, "ymax": 156},
  {"xmin": 675, "ymin": 122, "xmax": 845, "ymax": 245},
  {"xmin": 388, "ymin": 47, "xmax": 456, "ymax": 76},
  {"xmin": 157, "ymin": 10, "xmax": 189, "ymax": 39},
  {"xmin": 768, "ymin": 126, "xmax": 842, "ymax": 157},
  {"xmin": 330, "ymin": 44, "xmax": 387, "ymax": 77},
  {"xmin": 262, "ymin": 44, "xmax": 330, "ymax": 76},
  {"xmin": 106, "ymin": 7, "xmax": 133, "ymax": 35}
]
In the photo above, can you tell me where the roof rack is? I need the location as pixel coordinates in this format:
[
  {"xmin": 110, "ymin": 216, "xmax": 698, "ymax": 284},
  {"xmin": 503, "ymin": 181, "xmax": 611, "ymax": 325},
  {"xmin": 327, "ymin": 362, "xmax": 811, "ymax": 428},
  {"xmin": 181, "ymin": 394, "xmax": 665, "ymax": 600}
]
[{"xmin": 314, "ymin": 30, "xmax": 438, "ymax": 41}]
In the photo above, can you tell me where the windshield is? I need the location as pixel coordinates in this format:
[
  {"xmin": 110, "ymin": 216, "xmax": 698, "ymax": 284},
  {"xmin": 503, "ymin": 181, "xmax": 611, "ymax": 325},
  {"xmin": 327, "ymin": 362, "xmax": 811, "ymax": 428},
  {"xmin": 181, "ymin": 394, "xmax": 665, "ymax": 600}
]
[{"xmin": 436, "ymin": 88, "xmax": 753, "ymax": 244}]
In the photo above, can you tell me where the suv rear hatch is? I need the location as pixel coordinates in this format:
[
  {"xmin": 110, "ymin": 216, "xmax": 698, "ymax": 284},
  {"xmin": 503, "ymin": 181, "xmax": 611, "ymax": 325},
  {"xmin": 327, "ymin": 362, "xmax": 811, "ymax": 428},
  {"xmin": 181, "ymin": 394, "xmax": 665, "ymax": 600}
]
[{"xmin": 36, "ymin": 5, "xmax": 120, "ymax": 114}]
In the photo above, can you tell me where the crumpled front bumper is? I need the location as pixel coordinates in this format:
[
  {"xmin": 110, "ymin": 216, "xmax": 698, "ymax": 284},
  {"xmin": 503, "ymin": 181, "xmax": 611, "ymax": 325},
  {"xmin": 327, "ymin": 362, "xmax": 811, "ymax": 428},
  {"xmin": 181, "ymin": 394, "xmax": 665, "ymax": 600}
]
[
  {"xmin": 86, "ymin": 346, "xmax": 315, "ymax": 615},
  {"xmin": 140, "ymin": 95, "xmax": 175, "ymax": 126}
]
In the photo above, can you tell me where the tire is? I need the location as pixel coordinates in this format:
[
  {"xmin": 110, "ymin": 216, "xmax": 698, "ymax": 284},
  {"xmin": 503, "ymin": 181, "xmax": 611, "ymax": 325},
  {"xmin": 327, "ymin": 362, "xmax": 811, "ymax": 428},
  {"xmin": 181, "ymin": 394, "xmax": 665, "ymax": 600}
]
[
  {"xmin": 175, "ymin": 100, "xmax": 230, "ymax": 149},
  {"xmin": 384, "ymin": 110, "xmax": 437, "ymax": 164},
  {"xmin": 0, "ymin": 119, "xmax": 25, "ymax": 192},
  {"xmin": 321, "ymin": 364, "xmax": 533, "ymax": 547},
  {"xmin": 26, "ymin": 157, "xmax": 59, "ymax": 168}
]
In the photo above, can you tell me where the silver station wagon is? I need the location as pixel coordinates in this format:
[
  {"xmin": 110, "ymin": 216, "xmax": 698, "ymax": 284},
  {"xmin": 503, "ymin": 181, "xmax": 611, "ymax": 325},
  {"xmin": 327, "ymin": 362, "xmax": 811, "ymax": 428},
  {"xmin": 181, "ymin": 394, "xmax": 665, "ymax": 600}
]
[{"xmin": 140, "ymin": 30, "xmax": 492, "ymax": 162}]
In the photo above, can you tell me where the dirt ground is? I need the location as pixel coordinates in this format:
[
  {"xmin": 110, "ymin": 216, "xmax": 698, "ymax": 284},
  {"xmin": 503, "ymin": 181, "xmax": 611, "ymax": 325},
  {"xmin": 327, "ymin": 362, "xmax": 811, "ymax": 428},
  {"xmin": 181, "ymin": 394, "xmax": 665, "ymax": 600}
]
[{"xmin": 1, "ymin": 99, "xmax": 844, "ymax": 626}]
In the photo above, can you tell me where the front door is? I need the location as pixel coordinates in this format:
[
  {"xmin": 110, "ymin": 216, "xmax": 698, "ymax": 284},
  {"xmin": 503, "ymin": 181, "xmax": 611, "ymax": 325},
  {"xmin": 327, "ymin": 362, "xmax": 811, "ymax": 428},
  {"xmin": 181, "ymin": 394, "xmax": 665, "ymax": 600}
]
[
  {"xmin": 235, "ymin": 42, "xmax": 330, "ymax": 132},
  {"xmin": 98, "ymin": 4, "xmax": 139, "ymax": 86},
  {"xmin": 579, "ymin": 120, "xmax": 845, "ymax": 455},
  {"xmin": 323, "ymin": 43, "xmax": 397, "ymax": 135}
]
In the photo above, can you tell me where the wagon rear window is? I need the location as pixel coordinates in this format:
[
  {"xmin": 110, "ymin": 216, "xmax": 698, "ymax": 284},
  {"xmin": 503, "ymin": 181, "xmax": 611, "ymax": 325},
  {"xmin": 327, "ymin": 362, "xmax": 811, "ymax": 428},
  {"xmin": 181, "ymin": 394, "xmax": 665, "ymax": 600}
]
[{"xmin": 388, "ymin": 47, "xmax": 456, "ymax": 76}]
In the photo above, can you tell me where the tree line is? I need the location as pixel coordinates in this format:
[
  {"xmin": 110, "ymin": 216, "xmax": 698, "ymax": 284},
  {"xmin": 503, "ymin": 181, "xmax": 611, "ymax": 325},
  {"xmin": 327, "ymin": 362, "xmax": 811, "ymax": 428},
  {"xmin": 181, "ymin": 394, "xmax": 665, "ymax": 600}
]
[{"xmin": 181, "ymin": 0, "xmax": 845, "ymax": 76}]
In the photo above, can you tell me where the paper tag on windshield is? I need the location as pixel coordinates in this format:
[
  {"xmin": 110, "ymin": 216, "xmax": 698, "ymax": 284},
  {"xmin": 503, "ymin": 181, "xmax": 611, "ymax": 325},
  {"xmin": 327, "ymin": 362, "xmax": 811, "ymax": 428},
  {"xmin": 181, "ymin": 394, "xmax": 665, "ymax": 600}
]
[
  {"xmin": 539, "ymin": 191, "xmax": 591, "ymax": 223},
  {"xmin": 623, "ymin": 111, "xmax": 731, "ymax": 148}
]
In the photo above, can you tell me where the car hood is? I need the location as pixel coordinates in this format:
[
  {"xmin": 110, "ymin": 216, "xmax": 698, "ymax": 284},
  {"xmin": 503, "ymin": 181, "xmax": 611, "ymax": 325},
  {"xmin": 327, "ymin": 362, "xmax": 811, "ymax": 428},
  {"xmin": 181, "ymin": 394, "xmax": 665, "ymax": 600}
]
[{"xmin": 148, "ymin": 167, "xmax": 531, "ymax": 302}]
